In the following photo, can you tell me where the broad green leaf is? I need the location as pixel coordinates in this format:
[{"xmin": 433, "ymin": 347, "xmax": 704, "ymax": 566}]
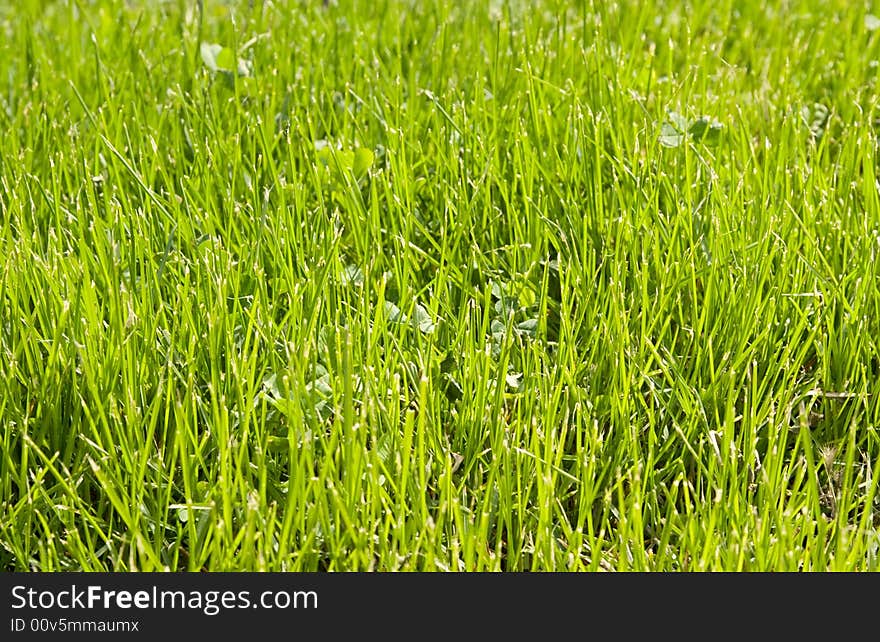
[
  {"xmin": 490, "ymin": 318, "xmax": 506, "ymax": 339},
  {"xmin": 517, "ymin": 283, "xmax": 537, "ymax": 308},
  {"xmin": 316, "ymin": 143, "xmax": 333, "ymax": 167},
  {"xmin": 801, "ymin": 103, "xmax": 830, "ymax": 138},
  {"xmin": 659, "ymin": 123, "xmax": 685, "ymax": 147},
  {"xmin": 341, "ymin": 264, "xmax": 365, "ymax": 287},
  {"xmin": 200, "ymin": 42, "xmax": 223, "ymax": 71},
  {"xmin": 201, "ymin": 42, "xmax": 252, "ymax": 77},
  {"xmin": 413, "ymin": 304, "xmax": 436, "ymax": 333},
  {"xmin": 337, "ymin": 150, "xmax": 355, "ymax": 170},
  {"xmin": 384, "ymin": 301, "xmax": 405, "ymax": 323},
  {"xmin": 442, "ymin": 373, "xmax": 463, "ymax": 402},
  {"xmin": 266, "ymin": 436, "xmax": 290, "ymax": 453},
  {"xmin": 515, "ymin": 318, "xmax": 538, "ymax": 336},
  {"xmin": 353, "ymin": 147, "xmax": 375, "ymax": 177},
  {"xmin": 505, "ymin": 372, "xmax": 523, "ymax": 391},
  {"xmin": 688, "ymin": 117, "xmax": 723, "ymax": 146},
  {"xmin": 375, "ymin": 433, "xmax": 394, "ymax": 467},
  {"xmin": 216, "ymin": 47, "xmax": 236, "ymax": 72}
]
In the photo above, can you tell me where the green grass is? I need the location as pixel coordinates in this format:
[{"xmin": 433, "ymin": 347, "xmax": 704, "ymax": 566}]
[{"xmin": 1, "ymin": 0, "xmax": 879, "ymax": 571}]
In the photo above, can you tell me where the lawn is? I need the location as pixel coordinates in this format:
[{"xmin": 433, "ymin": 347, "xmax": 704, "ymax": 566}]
[{"xmin": 1, "ymin": 0, "xmax": 879, "ymax": 571}]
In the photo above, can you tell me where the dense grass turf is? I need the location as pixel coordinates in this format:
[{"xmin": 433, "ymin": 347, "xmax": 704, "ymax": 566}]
[{"xmin": 1, "ymin": 0, "xmax": 879, "ymax": 571}]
